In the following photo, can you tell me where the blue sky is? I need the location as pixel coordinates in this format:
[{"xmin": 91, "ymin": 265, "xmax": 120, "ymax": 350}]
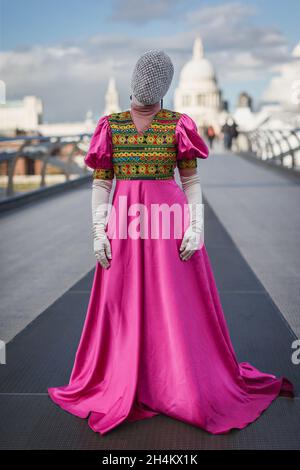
[{"xmin": 1, "ymin": 0, "xmax": 299, "ymax": 121}]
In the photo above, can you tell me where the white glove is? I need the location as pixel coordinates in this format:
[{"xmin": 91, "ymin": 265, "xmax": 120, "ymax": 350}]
[
  {"xmin": 179, "ymin": 171, "xmax": 204, "ymax": 261},
  {"xmin": 91, "ymin": 178, "xmax": 113, "ymax": 269}
]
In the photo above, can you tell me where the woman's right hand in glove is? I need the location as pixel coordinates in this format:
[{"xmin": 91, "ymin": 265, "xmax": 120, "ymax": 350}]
[{"xmin": 92, "ymin": 178, "xmax": 113, "ymax": 269}]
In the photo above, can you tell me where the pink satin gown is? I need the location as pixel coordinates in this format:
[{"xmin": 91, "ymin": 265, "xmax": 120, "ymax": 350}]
[{"xmin": 48, "ymin": 112, "xmax": 294, "ymax": 435}]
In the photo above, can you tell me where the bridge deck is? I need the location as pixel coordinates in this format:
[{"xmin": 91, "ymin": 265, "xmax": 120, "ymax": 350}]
[{"xmin": 0, "ymin": 151, "xmax": 299, "ymax": 449}]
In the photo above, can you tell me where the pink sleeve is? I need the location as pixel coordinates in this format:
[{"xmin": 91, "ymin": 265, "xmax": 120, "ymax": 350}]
[
  {"xmin": 84, "ymin": 115, "xmax": 113, "ymax": 170},
  {"xmin": 175, "ymin": 113, "xmax": 209, "ymax": 161}
]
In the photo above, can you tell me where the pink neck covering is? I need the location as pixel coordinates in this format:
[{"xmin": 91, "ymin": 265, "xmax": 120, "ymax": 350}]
[{"xmin": 130, "ymin": 100, "xmax": 161, "ymax": 134}]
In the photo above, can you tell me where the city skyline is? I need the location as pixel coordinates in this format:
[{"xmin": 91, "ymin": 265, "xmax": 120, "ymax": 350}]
[{"xmin": 1, "ymin": 0, "xmax": 299, "ymax": 122}]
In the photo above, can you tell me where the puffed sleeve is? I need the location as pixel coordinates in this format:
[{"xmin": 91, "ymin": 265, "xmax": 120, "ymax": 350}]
[
  {"xmin": 84, "ymin": 115, "xmax": 114, "ymax": 180},
  {"xmin": 175, "ymin": 113, "xmax": 209, "ymax": 170}
]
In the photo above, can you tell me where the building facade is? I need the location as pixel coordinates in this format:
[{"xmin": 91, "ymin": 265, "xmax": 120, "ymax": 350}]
[{"xmin": 174, "ymin": 37, "xmax": 227, "ymax": 131}]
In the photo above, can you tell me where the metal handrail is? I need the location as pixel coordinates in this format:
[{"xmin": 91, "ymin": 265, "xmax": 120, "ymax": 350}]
[{"xmin": 235, "ymin": 128, "xmax": 300, "ymax": 170}]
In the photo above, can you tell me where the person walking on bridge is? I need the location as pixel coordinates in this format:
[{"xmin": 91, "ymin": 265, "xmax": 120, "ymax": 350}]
[{"xmin": 205, "ymin": 124, "xmax": 216, "ymax": 150}]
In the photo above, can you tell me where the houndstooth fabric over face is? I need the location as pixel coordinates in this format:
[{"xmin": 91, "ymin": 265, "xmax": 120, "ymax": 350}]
[{"xmin": 131, "ymin": 50, "xmax": 174, "ymax": 105}]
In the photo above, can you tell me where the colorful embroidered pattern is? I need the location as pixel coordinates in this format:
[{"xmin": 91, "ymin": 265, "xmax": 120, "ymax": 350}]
[
  {"xmin": 92, "ymin": 168, "xmax": 114, "ymax": 180},
  {"xmin": 107, "ymin": 108, "xmax": 182, "ymax": 180},
  {"xmin": 177, "ymin": 158, "xmax": 197, "ymax": 169}
]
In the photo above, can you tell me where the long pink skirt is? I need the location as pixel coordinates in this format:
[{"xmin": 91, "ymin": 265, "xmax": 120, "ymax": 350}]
[{"xmin": 48, "ymin": 178, "xmax": 294, "ymax": 435}]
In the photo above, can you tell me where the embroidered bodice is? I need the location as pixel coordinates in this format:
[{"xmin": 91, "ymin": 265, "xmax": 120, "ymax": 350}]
[{"xmin": 84, "ymin": 108, "xmax": 209, "ymax": 180}]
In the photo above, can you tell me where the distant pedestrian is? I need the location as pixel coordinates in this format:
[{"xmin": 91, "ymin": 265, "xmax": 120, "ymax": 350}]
[
  {"xmin": 222, "ymin": 117, "xmax": 238, "ymax": 150},
  {"xmin": 206, "ymin": 125, "xmax": 216, "ymax": 149}
]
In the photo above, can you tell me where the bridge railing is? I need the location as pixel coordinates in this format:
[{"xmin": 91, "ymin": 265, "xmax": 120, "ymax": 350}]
[
  {"xmin": 0, "ymin": 133, "xmax": 92, "ymax": 198},
  {"xmin": 234, "ymin": 128, "xmax": 300, "ymax": 171}
]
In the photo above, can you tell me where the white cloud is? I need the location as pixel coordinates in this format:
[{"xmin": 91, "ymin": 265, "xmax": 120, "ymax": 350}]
[
  {"xmin": 186, "ymin": 1, "xmax": 256, "ymax": 26},
  {"xmin": 263, "ymin": 49, "xmax": 300, "ymax": 105}
]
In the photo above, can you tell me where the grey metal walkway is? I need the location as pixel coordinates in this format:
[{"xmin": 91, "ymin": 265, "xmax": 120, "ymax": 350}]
[
  {"xmin": 0, "ymin": 191, "xmax": 299, "ymax": 449},
  {"xmin": 1, "ymin": 150, "xmax": 299, "ymax": 342},
  {"xmin": 0, "ymin": 183, "xmax": 96, "ymax": 343}
]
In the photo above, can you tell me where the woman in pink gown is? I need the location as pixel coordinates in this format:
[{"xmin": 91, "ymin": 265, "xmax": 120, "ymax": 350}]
[{"xmin": 48, "ymin": 50, "xmax": 294, "ymax": 436}]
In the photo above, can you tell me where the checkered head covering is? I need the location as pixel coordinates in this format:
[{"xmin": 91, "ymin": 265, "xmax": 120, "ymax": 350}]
[{"xmin": 131, "ymin": 50, "xmax": 174, "ymax": 105}]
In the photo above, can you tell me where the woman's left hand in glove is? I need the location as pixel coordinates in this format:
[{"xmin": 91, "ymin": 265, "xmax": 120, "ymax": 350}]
[
  {"xmin": 179, "ymin": 224, "xmax": 204, "ymax": 261},
  {"xmin": 179, "ymin": 168, "xmax": 204, "ymax": 261}
]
